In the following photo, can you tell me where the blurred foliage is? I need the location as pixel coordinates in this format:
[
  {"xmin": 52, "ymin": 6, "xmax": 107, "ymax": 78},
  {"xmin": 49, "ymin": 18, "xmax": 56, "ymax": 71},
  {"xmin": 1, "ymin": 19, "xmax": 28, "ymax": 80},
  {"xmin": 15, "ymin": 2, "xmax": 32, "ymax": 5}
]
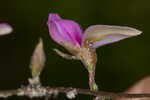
[{"xmin": 0, "ymin": 0, "xmax": 150, "ymax": 100}]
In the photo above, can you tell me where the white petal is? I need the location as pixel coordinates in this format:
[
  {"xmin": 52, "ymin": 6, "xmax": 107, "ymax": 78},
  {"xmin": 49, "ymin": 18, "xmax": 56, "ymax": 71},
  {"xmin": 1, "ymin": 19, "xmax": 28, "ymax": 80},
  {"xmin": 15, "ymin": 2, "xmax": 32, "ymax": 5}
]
[
  {"xmin": 83, "ymin": 25, "xmax": 142, "ymax": 48},
  {"xmin": 0, "ymin": 23, "xmax": 13, "ymax": 35}
]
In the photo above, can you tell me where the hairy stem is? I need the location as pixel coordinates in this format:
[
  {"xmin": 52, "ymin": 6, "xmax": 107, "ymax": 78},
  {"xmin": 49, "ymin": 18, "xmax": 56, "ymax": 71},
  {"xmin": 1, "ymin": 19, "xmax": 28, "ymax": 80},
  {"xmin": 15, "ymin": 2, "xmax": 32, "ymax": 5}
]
[{"xmin": 0, "ymin": 86, "xmax": 150, "ymax": 99}]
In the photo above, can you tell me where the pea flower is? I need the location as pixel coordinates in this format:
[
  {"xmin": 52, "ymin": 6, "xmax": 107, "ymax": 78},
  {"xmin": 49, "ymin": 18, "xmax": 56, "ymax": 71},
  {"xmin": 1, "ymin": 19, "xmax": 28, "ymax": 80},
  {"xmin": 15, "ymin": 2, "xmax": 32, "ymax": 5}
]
[
  {"xmin": 47, "ymin": 13, "xmax": 142, "ymax": 91},
  {"xmin": 0, "ymin": 23, "xmax": 13, "ymax": 35},
  {"xmin": 47, "ymin": 13, "xmax": 141, "ymax": 49}
]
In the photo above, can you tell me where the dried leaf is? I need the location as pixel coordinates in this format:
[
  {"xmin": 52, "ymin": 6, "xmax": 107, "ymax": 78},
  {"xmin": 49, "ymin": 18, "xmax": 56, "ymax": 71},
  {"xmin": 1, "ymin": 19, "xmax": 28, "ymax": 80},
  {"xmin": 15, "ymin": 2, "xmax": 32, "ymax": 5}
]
[{"xmin": 117, "ymin": 76, "xmax": 150, "ymax": 100}]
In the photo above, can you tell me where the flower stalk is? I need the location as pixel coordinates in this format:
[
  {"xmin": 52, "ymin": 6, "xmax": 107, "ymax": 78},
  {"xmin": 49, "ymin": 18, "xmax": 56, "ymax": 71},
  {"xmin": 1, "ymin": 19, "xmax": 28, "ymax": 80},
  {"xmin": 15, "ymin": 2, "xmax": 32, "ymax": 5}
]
[{"xmin": 88, "ymin": 65, "xmax": 98, "ymax": 91}]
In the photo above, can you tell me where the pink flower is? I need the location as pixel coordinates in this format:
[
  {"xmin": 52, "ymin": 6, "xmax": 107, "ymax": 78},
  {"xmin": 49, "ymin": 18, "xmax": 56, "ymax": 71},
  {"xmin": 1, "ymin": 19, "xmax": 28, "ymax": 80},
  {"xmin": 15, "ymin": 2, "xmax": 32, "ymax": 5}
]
[
  {"xmin": 0, "ymin": 23, "xmax": 13, "ymax": 35},
  {"xmin": 47, "ymin": 13, "xmax": 142, "ymax": 91},
  {"xmin": 47, "ymin": 13, "xmax": 142, "ymax": 49}
]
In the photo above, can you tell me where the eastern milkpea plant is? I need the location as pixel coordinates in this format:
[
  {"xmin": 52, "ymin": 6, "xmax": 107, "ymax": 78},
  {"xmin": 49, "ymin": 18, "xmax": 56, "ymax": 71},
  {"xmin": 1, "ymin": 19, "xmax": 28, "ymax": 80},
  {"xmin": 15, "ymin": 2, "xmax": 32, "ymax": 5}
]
[{"xmin": 0, "ymin": 14, "xmax": 150, "ymax": 100}]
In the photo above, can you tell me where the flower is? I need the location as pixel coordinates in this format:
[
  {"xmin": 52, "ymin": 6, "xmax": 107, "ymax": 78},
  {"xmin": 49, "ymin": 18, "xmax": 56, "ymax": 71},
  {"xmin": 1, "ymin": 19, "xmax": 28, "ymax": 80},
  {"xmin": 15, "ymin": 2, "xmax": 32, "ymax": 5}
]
[
  {"xmin": 0, "ymin": 23, "xmax": 13, "ymax": 35},
  {"xmin": 47, "ymin": 13, "xmax": 142, "ymax": 49},
  {"xmin": 47, "ymin": 13, "xmax": 142, "ymax": 91}
]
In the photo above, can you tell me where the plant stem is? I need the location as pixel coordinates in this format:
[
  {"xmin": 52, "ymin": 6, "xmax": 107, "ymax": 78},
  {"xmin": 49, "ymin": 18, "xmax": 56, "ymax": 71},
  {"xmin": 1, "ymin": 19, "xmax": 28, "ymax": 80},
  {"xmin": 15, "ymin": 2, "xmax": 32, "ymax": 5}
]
[{"xmin": 0, "ymin": 86, "xmax": 150, "ymax": 99}]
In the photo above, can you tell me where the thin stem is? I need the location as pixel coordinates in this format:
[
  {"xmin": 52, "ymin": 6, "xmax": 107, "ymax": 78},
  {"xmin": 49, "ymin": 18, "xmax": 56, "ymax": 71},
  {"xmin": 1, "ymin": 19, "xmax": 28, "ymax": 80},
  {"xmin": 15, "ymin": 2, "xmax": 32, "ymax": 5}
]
[{"xmin": 88, "ymin": 65, "xmax": 98, "ymax": 91}]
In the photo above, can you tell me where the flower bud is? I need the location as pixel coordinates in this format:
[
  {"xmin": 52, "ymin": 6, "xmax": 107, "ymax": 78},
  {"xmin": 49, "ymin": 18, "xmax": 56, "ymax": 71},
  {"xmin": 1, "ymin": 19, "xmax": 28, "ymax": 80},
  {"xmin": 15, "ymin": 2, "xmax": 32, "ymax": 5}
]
[
  {"xmin": 0, "ymin": 23, "xmax": 13, "ymax": 35},
  {"xmin": 30, "ymin": 38, "xmax": 46, "ymax": 78}
]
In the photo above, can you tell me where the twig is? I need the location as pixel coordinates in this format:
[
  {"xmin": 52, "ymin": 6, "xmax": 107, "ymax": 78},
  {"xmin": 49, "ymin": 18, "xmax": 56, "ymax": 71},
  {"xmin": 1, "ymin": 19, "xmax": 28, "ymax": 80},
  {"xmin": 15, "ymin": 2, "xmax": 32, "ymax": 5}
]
[{"xmin": 0, "ymin": 86, "xmax": 150, "ymax": 99}]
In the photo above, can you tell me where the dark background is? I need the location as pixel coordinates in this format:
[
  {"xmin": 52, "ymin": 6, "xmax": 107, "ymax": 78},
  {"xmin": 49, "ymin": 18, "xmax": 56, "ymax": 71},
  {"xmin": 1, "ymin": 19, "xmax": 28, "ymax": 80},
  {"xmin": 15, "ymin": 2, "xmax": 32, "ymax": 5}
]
[{"xmin": 0, "ymin": 0, "xmax": 150, "ymax": 100}]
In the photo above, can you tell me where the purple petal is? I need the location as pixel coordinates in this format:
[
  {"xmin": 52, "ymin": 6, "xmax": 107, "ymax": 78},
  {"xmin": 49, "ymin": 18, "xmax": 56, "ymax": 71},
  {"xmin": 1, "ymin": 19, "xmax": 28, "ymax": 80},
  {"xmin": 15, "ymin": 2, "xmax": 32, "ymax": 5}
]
[
  {"xmin": 0, "ymin": 23, "xmax": 13, "ymax": 35},
  {"xmin": 47, "ymin": 13, "xmax": 83, "ymax": 47},
  {"xmin": 83, "ymin": 25, "xmax": 142, "ymax": 48},
  {"xmin": 48, "ymin": 13, "xmax": 61, "ymax": 21}
]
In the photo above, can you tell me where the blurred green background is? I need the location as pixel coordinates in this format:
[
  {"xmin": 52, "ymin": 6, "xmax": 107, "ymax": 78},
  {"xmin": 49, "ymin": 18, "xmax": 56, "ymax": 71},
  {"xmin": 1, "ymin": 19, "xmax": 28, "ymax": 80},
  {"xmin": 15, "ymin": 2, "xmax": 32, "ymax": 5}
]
[{"xmin": 0, "ymin": 0, "xmax": 150, "ymax": 100}]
